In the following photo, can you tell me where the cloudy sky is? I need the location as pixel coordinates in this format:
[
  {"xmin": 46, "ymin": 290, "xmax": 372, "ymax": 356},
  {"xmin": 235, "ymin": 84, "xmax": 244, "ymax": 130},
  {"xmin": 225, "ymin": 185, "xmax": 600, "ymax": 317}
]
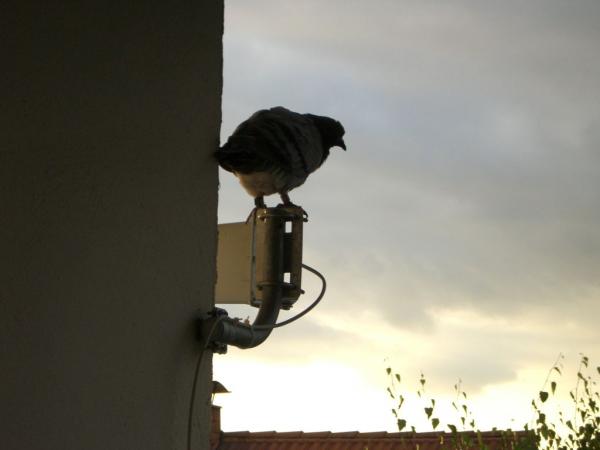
[{"xmin": 213, "ymin": 0, "xmax": 600, "ymax": 433}]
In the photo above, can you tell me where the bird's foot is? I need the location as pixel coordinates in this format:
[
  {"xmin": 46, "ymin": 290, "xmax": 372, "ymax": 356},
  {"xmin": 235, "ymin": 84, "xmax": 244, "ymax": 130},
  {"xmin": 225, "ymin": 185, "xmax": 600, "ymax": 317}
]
[
  {"xmin": 246, "ymin": 197, "xmax": 267, "ymax": 223},
  {"xmin": 277, "ymin": 198, "xmax": 308, "ymax": 221}
]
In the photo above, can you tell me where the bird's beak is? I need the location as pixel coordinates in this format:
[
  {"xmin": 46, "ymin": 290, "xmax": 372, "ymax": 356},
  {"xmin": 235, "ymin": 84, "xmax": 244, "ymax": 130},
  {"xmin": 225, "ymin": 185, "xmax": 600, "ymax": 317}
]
[{"xmin": 335, "ymin": 138, "xmax": 347, "ymax": 150}]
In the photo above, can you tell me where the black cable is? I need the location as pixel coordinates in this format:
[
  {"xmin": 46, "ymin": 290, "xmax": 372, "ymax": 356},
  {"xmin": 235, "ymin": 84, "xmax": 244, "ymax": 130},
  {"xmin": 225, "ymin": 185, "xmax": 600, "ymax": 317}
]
[
  {"xmin": 252, "ymin": 263, "xmax": 326, "ymax": 330},
  {"xmin": 187, "ymin": 316, "xmax": 225, "ymax": 450},
  {"xmin": 186, "ymin": 263, "xmax": 325, "ymax": 448},
  {"xmin": 187, "ymin": 348, "xmax": 206, "ymax": 450}
]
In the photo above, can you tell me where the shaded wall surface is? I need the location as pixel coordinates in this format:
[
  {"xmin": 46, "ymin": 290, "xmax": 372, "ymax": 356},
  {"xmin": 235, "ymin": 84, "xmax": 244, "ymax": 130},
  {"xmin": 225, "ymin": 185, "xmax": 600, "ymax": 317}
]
[{"xmin": 1, "ymin": 2, "xmax": 223, "ymax": 449}]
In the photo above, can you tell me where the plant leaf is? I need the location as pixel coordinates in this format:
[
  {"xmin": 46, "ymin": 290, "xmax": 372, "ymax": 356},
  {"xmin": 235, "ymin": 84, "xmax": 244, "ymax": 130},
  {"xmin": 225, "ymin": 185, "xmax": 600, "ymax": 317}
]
[
  {"xmin": 424, "ymin": 407, "xmax": 433, "ymax": 418},
  {"xmin": 386, "ymin": 387, "xmax": 394, "ymax": 399},
  {"xmin": 551, "ymin": 381, "xmax": 557, "ymax": 394},
  {"xmin": 582, "ymin": 355, "xmax": 589, "ymax": 367},
  {"xmin": 540, "ymin": 391, "xmax": 549, "ymax": 403},
  {"xmin": 432, "ymin": 418, "xmax": 440, "ymax": 429},
  {"xmin": 397, "ymin": 419, "xmax": 406, "ymax": 431}
]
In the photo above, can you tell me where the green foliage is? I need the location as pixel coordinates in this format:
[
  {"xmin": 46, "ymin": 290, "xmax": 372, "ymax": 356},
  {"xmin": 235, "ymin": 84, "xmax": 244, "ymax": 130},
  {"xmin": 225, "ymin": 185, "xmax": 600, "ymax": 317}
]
[
  {"xmin": 385, "ymin": 354, "xmax": 600, "ymax": 450},
  {"xmin": 530, "ymin": 354, "xmax": 600, "ymax": 450}
]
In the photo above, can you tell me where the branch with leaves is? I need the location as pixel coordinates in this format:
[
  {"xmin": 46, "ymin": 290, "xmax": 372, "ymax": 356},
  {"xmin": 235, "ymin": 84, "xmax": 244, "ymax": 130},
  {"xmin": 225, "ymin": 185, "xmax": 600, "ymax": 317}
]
[{"xmin": 385, "ymin": 354, "xmax": 599, "ymax": 450}]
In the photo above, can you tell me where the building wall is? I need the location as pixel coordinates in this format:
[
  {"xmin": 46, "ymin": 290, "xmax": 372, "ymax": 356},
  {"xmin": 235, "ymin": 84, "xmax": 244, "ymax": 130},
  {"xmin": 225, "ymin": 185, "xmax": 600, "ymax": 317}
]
[{"xmin": 1, "ymin": 2, "xmax": 223, "ymax": 449}]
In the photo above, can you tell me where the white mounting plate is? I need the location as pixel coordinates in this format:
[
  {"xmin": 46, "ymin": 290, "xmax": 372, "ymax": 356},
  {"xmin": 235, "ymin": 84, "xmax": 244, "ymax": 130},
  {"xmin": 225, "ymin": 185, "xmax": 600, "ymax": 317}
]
[{"xmin": 214, "ymin": 220, "xmax": 256, "ymax": 305}]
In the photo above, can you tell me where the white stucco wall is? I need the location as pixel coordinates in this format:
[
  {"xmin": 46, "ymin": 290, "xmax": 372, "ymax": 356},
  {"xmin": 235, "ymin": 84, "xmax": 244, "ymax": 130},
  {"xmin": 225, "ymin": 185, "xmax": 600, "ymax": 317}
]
[{"xmin": 1, "ymin": 2, "xmax": 222, "ymax": 449}]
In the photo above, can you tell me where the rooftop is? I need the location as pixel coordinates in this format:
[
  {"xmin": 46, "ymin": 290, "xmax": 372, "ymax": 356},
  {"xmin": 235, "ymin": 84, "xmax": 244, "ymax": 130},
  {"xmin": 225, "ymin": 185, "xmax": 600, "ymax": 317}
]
[{"xmin": 211, "ymin": 407, "xmax": 532, "ymax": 450}]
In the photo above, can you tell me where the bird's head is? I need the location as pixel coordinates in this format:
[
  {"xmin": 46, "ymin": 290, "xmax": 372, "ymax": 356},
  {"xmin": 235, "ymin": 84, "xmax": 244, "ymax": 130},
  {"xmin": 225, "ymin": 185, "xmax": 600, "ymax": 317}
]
[{"xmin": 305, "ymin": 114, "xmax": 346, "ymax": 163}]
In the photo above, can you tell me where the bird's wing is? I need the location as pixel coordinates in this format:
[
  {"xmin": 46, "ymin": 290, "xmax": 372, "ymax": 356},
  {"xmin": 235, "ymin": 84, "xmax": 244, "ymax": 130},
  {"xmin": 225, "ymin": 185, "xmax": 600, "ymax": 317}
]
[
  {"xmin": 216, "ymin": 136, "xmax": 271, "ymax": 174},
  {"xmin": 219, "ymin": 107, "xmax": 324, "ymax": 177}
]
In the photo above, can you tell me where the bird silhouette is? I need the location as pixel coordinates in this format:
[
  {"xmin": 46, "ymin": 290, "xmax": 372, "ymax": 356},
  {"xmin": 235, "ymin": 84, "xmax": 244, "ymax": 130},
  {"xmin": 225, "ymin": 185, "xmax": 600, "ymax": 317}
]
[{"xmin": 216, "ymin": 107, "xmax": 346, "ymax": 209}]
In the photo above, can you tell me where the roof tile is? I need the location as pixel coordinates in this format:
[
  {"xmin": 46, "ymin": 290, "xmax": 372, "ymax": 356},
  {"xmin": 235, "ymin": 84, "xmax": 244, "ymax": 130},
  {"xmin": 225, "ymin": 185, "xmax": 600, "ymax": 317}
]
[{"xmin": 217, "ymin": 430, "xmax": 532, "ymax": 450}]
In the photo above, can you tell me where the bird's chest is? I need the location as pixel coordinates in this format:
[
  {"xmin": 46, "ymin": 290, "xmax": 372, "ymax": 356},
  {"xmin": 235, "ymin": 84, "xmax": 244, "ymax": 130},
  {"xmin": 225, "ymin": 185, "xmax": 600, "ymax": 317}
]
[{"xmin": 235, "ymin": 170, "xmax": 286, "ymax": 197}]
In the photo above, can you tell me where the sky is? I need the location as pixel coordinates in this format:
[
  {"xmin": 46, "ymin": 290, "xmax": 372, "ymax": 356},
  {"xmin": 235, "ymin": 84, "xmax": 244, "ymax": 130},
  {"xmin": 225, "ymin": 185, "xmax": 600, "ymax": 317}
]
[{"xmin": 213, "ymin": 0, "xmax": 600, "ymax": 433}]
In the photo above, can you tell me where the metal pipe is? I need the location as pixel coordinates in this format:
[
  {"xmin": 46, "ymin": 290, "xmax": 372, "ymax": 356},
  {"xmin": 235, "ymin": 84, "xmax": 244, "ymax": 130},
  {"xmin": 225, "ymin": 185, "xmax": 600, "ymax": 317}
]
[{"xmin": 198, "ymin": 207, "xmax": 302, "ymax": 352}]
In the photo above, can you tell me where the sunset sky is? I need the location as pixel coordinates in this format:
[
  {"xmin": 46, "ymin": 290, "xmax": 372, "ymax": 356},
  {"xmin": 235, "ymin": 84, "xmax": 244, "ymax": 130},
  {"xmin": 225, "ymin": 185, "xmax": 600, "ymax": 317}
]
[{"xmin": 213, "ymin": 0, "xmax": 600, "ymax": 432}]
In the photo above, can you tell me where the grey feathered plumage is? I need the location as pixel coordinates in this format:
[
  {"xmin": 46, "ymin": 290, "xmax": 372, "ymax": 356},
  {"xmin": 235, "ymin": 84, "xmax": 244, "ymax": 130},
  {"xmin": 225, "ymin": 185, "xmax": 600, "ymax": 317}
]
[{"xmin": 217, "ymin": 106, "xmax": 346, "ymax": 207}]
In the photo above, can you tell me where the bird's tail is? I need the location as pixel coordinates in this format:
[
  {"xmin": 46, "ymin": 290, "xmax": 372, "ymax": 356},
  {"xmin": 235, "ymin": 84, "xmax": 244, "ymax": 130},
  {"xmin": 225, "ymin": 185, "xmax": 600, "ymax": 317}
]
[
  {"xmin": 214, "ymin": 143, "xmax": 234, "ymax": 172},
  {"xmin": 215, "ymin": 139, "xmax": 265, "ymax": 174}
]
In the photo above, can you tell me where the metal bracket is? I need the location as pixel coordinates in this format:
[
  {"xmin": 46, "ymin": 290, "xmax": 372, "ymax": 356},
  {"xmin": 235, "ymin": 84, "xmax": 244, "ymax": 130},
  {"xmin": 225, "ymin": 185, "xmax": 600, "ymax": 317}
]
[{"xmin": 197, "ymin": 206, "xmax": 306, "ymax": 352}]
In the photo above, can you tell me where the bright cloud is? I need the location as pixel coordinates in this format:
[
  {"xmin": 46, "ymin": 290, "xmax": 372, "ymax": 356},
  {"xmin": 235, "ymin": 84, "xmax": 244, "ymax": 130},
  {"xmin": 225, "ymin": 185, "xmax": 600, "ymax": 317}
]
[{"xmin": 215, "ymin": 0, "xmax": 600, "ymax": 433}]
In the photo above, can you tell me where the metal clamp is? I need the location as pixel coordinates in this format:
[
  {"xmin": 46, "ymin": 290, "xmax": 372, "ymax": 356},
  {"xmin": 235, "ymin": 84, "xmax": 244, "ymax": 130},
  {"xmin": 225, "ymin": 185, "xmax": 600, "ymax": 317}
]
[{"xmin": 197, "ymin": 206, "xmax": 305, "ymax": 352}]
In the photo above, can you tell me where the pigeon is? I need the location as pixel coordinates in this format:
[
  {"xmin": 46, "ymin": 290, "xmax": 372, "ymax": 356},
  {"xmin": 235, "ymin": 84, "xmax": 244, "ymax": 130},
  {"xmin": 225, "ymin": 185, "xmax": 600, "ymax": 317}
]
[{"xmin": 216, "ymin": 106, "xmax": 346, "ymax": 209}]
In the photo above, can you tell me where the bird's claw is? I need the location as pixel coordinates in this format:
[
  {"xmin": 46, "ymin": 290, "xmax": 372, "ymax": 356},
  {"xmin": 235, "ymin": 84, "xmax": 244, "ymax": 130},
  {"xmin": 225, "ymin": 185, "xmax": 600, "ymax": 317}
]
[{"xmin": 276, "ymin": 203, "xmax": 309, "ymax": 221}]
